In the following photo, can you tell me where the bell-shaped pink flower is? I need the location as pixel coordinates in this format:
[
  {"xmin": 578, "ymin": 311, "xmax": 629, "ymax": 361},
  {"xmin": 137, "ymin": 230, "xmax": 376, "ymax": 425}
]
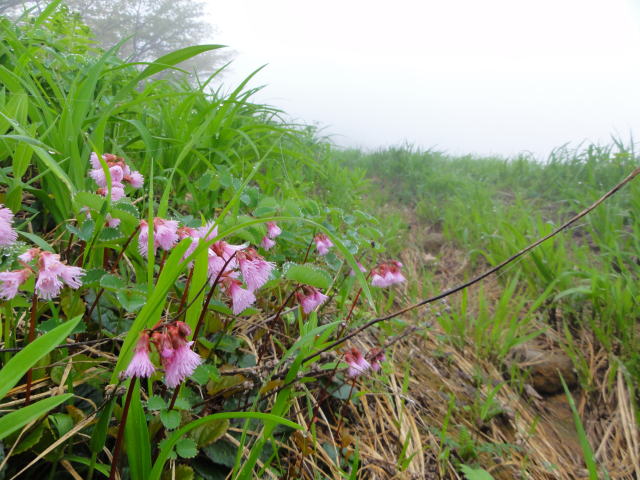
[
  {"xmin": 344, "ymin": 348, "xmax": 371, "ymax": 378},
  {"xmin": 0, "ymin": 204, "xmax": 18, "ymax": 247},
  {"xmin": 156, "ymin": 322, "xmax": 202, "ymax": 388},
  {"xmin": 35, "ymin": 269, "xmax": 64, "ymax": 300},
  {"xmin": 237, "ymin": 248, "xmax": 274, "ymax": 292},
  {"xmin": 314, "ymin": 233, "xmax": 333, "ymax": 256},
  {"xmin": 125, "ymin": 171, "xmax": 144, "ymax": 188},
  {"xmin": 371, "ymin": 261, "xmax": 406, "ymax": 287},
  {"xmin": 125, "ymin": 333, "xmax": 156, "ymax": 378},
  {"xmin": 164, "ymin": 341, "xmax": 202, "ymax": 388},
  {"xmin": 367, "ymin": 348, "xmax": 386, "ymax": 373},
  {"xmin": 18, "ymin": 248, "xmax": 40, "ymax": 263},
  {"xmin": 266, "ymin": 222, "xmax": 282, "ymax": 239},
  {"xmin": 197, "ymin": 221, "xmax": 218, "ymax": 242},
  {"xmin": 261, "ymin": 236, "xmax": 276, "ymax": 250},
  {"xmin": 89, "ymin": 164, "xmax": 124, "ymax": 188},
  {"xmin": 106, "ymin": 214, "xmax": 121, "ymax": 228},
  {"xmin": 350, "ymin": 262, "xmax": 367, "ymax": 276},
  {"xmin": 138, "ymin": 218, "xmax": 179, "ymax": 257},
  {"xmin": 225, "ymin": 278, "xmax": 256, "ymax": 315},
  {"xmin": 35, "ymin": 251, "xmax": 85, "ymax": 299},
  {"xmin": 295, "ymin": 285, "xmax": 328, "ymax": 314},
  {"xmin": 0, "ymin": 269, "xmax": 32, "ymax": 300}
]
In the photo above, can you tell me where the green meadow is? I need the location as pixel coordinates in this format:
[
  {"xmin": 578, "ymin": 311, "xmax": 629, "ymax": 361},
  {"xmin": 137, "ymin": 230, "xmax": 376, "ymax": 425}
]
[{"xmin": 0, "ymin": 4, "xmax": 637, "ymax": 479}]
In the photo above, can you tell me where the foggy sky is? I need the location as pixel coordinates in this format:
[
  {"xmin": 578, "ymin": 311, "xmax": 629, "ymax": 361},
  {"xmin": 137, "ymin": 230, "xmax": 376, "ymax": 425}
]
[{"xmin": 206, "ymin": 0, "xmax": 640, "ymax": 159}]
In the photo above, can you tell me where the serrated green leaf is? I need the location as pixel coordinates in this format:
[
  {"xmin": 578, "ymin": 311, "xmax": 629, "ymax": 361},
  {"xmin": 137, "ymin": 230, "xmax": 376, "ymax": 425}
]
[
  {"xmin": 160, "ymin": 409, "xmax": 181, "ymax": 430},
  {"xmin": 173, "ymin": 397, "xmax": 191, "ymax": 410},
  {"xmin": 100, "ymin": 274, "xmax": 125, "ymax": 291},
  {"xmin": 99, "ymin": 227, "xmax": 124, "ymax": 242},
  {"xmin": 116, "ymin": 289, "xmax": 147, "ymax": 312},
  {"xmin": 82, "ymin": 268, "xmax": 107, "ymax": 287},
  {"xmin": 190, "ymin": 419, "xmax": 229, "ymax": 448},
  {"xmin": 283, "ymin": 263, "xmax": 331, "ymax": 289},
  {"xmin": 146, "ymin": 395, "xmax": 167, "ymax": 411},
  {"xmin": 176, "ymin": 437, "xmax": 198, "ymax": 459}
]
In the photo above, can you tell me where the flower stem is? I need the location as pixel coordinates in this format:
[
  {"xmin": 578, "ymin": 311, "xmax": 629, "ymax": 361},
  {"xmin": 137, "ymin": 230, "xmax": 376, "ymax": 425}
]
[
  {"xmin": 109, "ymin": 377, "xmax": 137, "ymax": 480},
  {"xmin": 24, "ymin": 293, "xmax": 38, "ymax": 406}
]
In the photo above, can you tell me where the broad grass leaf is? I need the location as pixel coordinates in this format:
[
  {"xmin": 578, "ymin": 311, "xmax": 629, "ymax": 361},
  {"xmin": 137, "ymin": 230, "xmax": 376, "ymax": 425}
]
[
  {"xmin": 0, "ymin": 394, "xmax": 72, "ymax": 441},
  {"xmin": 0, "ymin": 316, "xmax": 82, "ymax": 399}
]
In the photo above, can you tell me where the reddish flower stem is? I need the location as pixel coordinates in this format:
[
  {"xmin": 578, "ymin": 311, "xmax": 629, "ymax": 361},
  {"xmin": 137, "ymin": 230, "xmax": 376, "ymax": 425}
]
[
  {"xmin": 109, "ymin": 377, "xmax": 137, "ymax": 480},
  {"xmin": 24, "ymin": 293, "xmax": 38, "ymax": 406},
  {"xmin": 335, "ymin": 378, "xmax": 356, "ymax": 440},
  {"xmin": 111, "ymin": 225, "xmax": 140, "ymax": 273},
  {"xmin": 168, "ymin": 252, "xmax": 237, "ymax": 411},
  {"xmin": 302, "ymin": 234, "xmax": 315, "ymax": 264}
]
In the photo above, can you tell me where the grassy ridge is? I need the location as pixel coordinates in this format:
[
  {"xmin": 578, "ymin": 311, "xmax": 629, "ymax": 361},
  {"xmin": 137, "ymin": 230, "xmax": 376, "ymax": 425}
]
[{"xmin": 341, "ymin": 143, "xmax": 640, "ymax": 389}]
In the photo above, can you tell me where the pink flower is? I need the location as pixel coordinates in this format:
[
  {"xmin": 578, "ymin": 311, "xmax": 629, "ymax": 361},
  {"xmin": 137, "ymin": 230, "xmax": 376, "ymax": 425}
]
[
  {"xmin": 237, "ymin": 248, "xmax": 274, "ymax": 292},
  {"xmin": 266, "ymin": 222, "xmax": 281, "ymax": 239},
  {"xmin": 178, "ymin": 227, "xmax": 200, "ymax": 261},
  {"xmin": 295, "ymin": 285, "xmax": 328, "ymax": 314},
  {"xmin": 197, "ymin": 221, "xmax": 218, "ymax": 242},
  {"xmin": 314, "ymin": 234, "xmax": 333, "ymax": 256},
  {"xmin": 18, "ymin": 248, "xmax": 40, "ymax": 263},
  {"xmin": 261, "ymin": 236, "xmax": 276, "ymax": 250},
  {"xmin": 138, "ymin": 220, "xmax": 150, "ymax": 257},
  {"xmin": 89, "ymin": 152, "xmax": 102, "ymax": 169},
  {"xmin": 225, "ymin": 278, "xmax": 256, "ymax": 315},
  {"xmin": 344, "ymin": 348, "xmax": 371, "ymax": 378},
  {"xmin": 89, "ymin": 164, "xmax": 124, "ymax": 188},
  {"xmin": 151, "ymin": 217, "xmax": 179, "ymax": 251},
  {"xmin": 125, "ymin": 171, "xmax": 144, "ymax": 188},
  {"xmin": 105, "ymin": 214, "xmax": 121, "ymax": 228},
  {"xmin": 350, "ymin": 262, "xmax": 367, "ymax": 276},
  {"xmin": 35, "ymin": 251, "xmax": 85, "ymax": 298},
  {"xmin": 0, "ymin": 204, "xmax": 18, "ymax": 247},
  {"xmin": 370, "ymin": 270, "xmax": 391, "ymax": 287},
  {"xmin": 0, "ymin": 269, "xmax": 31, "ymax": 300},
  {"xmin": 367, "ymin": 348, "xmax": 386, "ymax": 373},
  {"xmin": 96, "ymin": 183, "xmax": 126, "ymax": 202},
  {"xmin": 207, "ymin": 250, "xmax": 228, "ymax": 281},
  {"xmin": 164, "ymin": 341, "xmax": 202, "ymax": 388},
  {"xmin": 370, "ymin": 261, "xmax": 405, "ymax": 287},
  {"xmin": 35, "ymin": 269, "xmax": 64, "ymax": 300},
  {"xmin": 156, "ymin": 322, "xmax": 202, "ymax": 388},
  {"xmin": 138, "ymin": 218, "xmax": 179, "ymax": 257},
  {"xmin": 125, "ymin": 333, "xmax": 156, "ymax": 378}
]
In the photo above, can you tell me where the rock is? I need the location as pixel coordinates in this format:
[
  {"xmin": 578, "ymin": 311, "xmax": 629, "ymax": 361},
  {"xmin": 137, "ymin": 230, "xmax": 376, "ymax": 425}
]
[
  {"xmin": 507, "ymin": 346, "xmax": 578, "ymax": 395},
  {"xmin": 423, "ymin": 233, "xmax": 445, "ymax": 252}
]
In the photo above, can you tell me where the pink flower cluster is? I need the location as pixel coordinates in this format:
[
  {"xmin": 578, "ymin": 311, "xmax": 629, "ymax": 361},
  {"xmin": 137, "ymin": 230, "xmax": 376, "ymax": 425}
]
[
  {"xmin": 89, "ymin": 152, "xmax": 144, "ymax": 201},
  {"xmin": 0, "ymin": 204, "xmax": 17, "ymax": 247},
  {"xmin": 0, "ymin": 248, "xmax": 85, "ymax": 300},
  {"xmin": 314, "ymin": 233, "xmax": 333, "ymax": 255},
  {"xmin": 125, "ymin": 321, "xmax": 202, "ymax": 388},
  {"xmin": 295, "ymin": 285, "xmax": 329, "ymax": 314},
  {"xmin": 344, "ymin": 347, "xmax": 385, "ymax": 378},
  {"xmin": 139, "ymin": 218, "xmax": 179, "ymax": 257},
  {"xmin": 261, "ymin": 222, "xmax": 282, "ymax": 251},
  {"xmin": 138, "ymin": 218, "xmax": 275, "ymax": 315},
  {"xmin": 370, "ymin": 261, "xmax": 406, "ymax": 287}
]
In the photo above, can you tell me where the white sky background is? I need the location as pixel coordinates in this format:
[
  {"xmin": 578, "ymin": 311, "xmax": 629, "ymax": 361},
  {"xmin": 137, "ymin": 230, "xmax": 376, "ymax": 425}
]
[{"xmin": 204, "ymin": 0, "xmax": 640, "ymax": 159}]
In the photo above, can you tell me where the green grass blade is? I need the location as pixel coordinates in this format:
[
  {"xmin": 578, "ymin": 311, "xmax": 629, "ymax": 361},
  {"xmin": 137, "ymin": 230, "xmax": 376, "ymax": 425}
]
[
  {"xmin": 0, "ymin": 394, "xmax": 72, "ymax": 441},
  {"xmin": 148, "ymin": 412, "xmax": 302, "ymax": 480},
  {"xmin": 0, "ymin": 315, "xmax": 82, "ymax": 399}
]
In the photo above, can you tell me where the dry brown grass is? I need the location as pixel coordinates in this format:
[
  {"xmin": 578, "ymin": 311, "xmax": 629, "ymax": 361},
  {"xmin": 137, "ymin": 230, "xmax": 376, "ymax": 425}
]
[{"xmin": 284, "ymin": 232, "xmax": 639, "ymax": 479}]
